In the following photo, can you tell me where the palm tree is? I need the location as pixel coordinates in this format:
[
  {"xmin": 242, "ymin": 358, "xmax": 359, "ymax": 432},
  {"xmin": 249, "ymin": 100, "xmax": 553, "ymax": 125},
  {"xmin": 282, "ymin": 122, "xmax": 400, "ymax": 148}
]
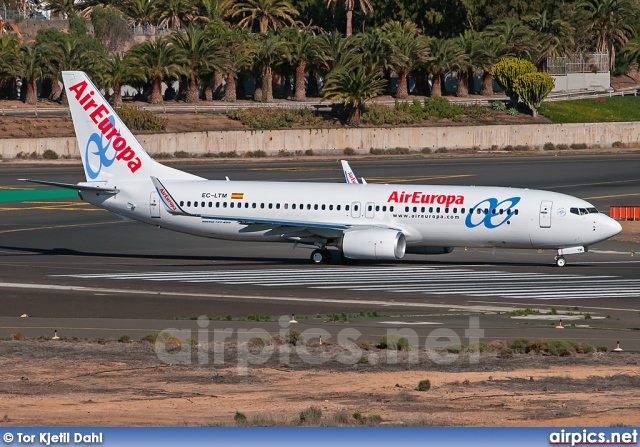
[
  {"xmin": 77, "ymin": 0, "xmax": 121, "ymax": 17},
  {"xmin": 125, "ymin": 0, "xmax": 158, "ymax": 26},
  {"xmin": 0, "ymin": 32, "xmax": 21, "ymax": 99},
  {"xmin": 425, "ymin": 38, "xmax": 467, "ymax": 97},
  {"xmin": 623, "ymin": 39, "xmax": 640, "ymax": 66},
  {"xmin": 171, "ymin": 26, "xmax": 226, "ymax": 102},
  {"xmin": 317, "ymin": 32, "xmax": 359, "ymax": 75},
  {"xmin": 456, "ymin": 30, "xmax": 482, "ymax": 97},
  {"xmin": 382, "ymin": 21, "xmax": 430, "ymax": 99},
  {"xmin": 475, "ymin": 34, "xmax": 509, "ymax": 96},
  {"xmin": 326, "ymin": 0, "xmax": 372, "ymax": 37},
  {"xmin": 17, "ymin": 46, "xmax": 46, "ymax": 105},
  {"xmin": 103, "ymin": 53, "xmax": 143, "ymax": 106},
  {"xmin": 322, "ymin": 66, "xmax": 385, "ymax": 126},
  {"xmin": 155, "ymin": 0, "xmax": 197, "ymax": 29},
  {"xmin": 525, "ymin": 11, "xmax": 575, "ymax": 69},
  {"xmin": 485, "ymin": 18, "xmax": 535, "ymax": 60},
  {"xmin": 578, "ymin": 0, "xmax": 637, "ymax": 71},
  {"xmin": 129, "ymin": 38, "xmax": 184, "ymax": 104},
  {"xmin": 44, "ymin": 0, "xmax": 79, "ymax": 17},
  {"xmin": 251, "ymin": 31, "xmax": 290, "ymax": 102},
  {"xmin": 193, "ymin": 0, "xmax": 234, "ymax": 24},
  {"xmin": 232, "ymin": 0, "xmax": 299, "ymax": 34},
  {"xmin": 217, "ymin": 26, "xmax": 254, "ymax": 101},
  {"xmin": 281, "ymin": 26, "xmax": 321, "ymax": 101}
]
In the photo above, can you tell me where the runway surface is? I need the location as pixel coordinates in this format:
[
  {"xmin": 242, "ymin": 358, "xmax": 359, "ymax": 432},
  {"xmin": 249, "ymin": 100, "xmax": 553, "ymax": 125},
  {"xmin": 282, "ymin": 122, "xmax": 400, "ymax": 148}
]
[{"xmin": 1, "ymin": 155, "xmax": 640, "ymax": 348}]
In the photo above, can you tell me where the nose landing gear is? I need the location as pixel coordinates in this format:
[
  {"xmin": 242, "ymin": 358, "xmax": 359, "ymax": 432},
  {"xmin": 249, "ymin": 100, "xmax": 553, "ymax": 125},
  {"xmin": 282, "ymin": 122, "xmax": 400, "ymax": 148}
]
[{"xmin": 554, "ymin": 255, "xmax": 566, "ymax": 267}]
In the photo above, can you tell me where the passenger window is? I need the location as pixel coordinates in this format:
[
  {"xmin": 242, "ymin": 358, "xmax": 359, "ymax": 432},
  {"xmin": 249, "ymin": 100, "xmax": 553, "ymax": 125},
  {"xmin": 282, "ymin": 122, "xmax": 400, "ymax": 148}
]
[
  {"xmin": 194, "ymin": 202, "xmax": 198, "ymax": 207},
  {"xmin": 375, "ymin": 206, "xmax": 379, "ymax": 212},
  {"xmin": 201, "ymin": 202, "xmax": 205, "ymax": 207},
  {"xmin": 276, "ymin": 203, "xmax": 280, "ymax": 209},
  {"xmin": 337, "ymin": 205, "xmax": 341, "ymax": 211},
  {"xmin": 405, "ymin": 206, "xmax": 410, "ymax": 212},
  {"xmin": 515, "ymin": 210, "xmax": 519, "ymax": 215},
  {"xmin": 382, "ymin": 206, "xmax": 387, "ymax": 212},
  {"xmin": 369, "ymin": 205, "xmax": 373, "ymax": 212},
  {"xmin": 346, "ymin": 205, "xmax": 350, "ymax": 211},
  {"xmin": 354, "ymin": 205, "xmax": 359, "ymax": 211},
  {"xmin": 269, "ymin": 203, "xmax": 273, "ymax": 209},
  {"xmin": 180, "ymin": 201, "xmax": 184, "ymax": 206},
  {"xmin": 390, "ymin": 206, "xmax": 394, "ymax": 212},
  {"xmin": 252, "ymin": 203, "xmax": 256, "ymax": 208},
  {"xmin": 436, "ymin": 207, "xmax": 440, "ymax": 213},
  {"xmin": 453, "ymin": 208, "xmax": 457, "ymax": 213},
  {"xmin": 292, "ymin": 204, "xmax": 296, "ymax": 210},
  {"xmin": 412, "ymin": 207, "xmax": 417, "ymax": 212},
  {"xmin": 492, "ymin": 209, "xmax": 496, "ymax": 215},
  {"xmin": 461, "ymin": 208, "xmax": 465, "ymax": 214},
  {"xmin": 420, "ymin": 207, "xmax": 425, "ymax": 213},
  {"xmin": 429, "ymin": 207, "xmax": 433, "ymax": 213},
  {"xmin": 314, "ymin": 204, "xmax": 318, "ymax": 210},
  {"xmin": 307, "ymin": 204, "xmax": 311, "ymax": 210},
  {"xmin": 499, "ymin": 209, "xmax": 504, "ymax": 215},
  {"xmin": 330, "ymin": 205, "xmax": 334, "ymax": 210},
  {"xmin": 260, "ymin": 203, "xmax": 264, "ymax": 209},
  {"xmin": 245, "ymin": 203, "xmax": 249, "ymax": 208},
  {"xmin": 208, "ymin": 202, "xmax": 212, "ymax": 207},
  {"xmin": 322, "ymin": 205, "xmax": 326, "ymax": 210},
  {"xmin": 445, "ymin": 208, "xmax": 449, "ymax": 213},
  {"xmin": 229, "ymin": 202, "xmax": 233, "ymax": 208},
  {"xmin": 484, "ymin": 208, "xmax": 488, "ymax": 214},
  {"xmin": 187, "ymin": 201, "xmax": 191, "ymax": 207},
  {"xmin": 477, "ymin": 209, "xmax": 482, "ymax": 214}
]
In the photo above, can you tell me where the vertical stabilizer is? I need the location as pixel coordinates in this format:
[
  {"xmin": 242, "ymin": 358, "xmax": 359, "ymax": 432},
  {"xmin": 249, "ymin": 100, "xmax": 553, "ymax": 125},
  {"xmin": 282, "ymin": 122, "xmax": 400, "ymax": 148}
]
[{"xmin": 62, "ymin": 71, "xmax": 201, "ymax": 183}]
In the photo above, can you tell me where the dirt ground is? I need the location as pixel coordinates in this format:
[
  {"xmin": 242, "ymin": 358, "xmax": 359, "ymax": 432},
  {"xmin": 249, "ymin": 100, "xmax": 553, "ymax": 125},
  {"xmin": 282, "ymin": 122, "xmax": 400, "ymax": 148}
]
[{"xmin": 1, "ymin": 340, "xmax": 639, "ymax": 427}]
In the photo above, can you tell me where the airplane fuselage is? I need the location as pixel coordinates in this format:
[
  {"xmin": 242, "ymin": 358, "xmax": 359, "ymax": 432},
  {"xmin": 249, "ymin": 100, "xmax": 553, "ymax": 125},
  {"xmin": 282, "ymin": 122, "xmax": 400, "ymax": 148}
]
[{"xmin": 81, "ymin": 179, "xmax": 621, "ymax": 252}]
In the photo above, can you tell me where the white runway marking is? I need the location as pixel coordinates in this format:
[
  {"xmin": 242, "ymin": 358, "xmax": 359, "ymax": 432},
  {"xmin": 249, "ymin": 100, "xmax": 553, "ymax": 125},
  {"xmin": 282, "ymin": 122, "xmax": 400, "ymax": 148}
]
[{"xmin": 55, "ymin": 266, "xmax": 640, "ymax": 300}]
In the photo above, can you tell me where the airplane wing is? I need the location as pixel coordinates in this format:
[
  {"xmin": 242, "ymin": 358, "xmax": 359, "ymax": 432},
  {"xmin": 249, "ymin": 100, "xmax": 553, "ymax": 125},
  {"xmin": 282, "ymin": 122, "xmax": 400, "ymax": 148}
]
[{"xmin": 18, "ymin": 179, "xmax": 120, "ymax": 194}]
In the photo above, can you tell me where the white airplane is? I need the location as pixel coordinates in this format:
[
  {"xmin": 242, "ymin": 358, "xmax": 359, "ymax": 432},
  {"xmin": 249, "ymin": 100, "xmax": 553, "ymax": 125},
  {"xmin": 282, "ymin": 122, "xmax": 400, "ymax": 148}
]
[{"xmin": 22, "ymin": 71, "xmax": 622, "ymax": 267}]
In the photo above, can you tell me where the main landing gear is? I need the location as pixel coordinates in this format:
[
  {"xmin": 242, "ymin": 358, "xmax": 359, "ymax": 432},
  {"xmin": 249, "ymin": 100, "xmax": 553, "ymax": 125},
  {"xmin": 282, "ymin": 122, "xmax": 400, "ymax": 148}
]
[
  {"xmin": 310, "ymin": 249, "xmax": 332, "ymax": 264},
  {"xmin": 554, "ymin": 256, "xmax": 566, "ymax": 267}
]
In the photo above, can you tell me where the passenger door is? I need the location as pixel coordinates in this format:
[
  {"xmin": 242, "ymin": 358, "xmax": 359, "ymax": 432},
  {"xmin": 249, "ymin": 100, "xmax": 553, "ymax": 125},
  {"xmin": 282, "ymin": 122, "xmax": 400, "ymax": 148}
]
[
  {"xmin": 365, "ymin": 202, "xmax": 375, "ymax": 219},
  {"xmin": 351, "ymin": 202, "xmax": 361, "ymax": 218}
]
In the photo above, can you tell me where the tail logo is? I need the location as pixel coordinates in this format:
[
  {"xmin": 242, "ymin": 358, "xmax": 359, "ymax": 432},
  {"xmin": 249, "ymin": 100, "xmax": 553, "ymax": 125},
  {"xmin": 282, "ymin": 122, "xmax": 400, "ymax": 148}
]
[
  {"xmin": 85, "ymin": 116, "xmax": 116, "ymax": 180},
  {"xmin": 69, "ymin": 80, "xmax": 142, "ymax": 176}
]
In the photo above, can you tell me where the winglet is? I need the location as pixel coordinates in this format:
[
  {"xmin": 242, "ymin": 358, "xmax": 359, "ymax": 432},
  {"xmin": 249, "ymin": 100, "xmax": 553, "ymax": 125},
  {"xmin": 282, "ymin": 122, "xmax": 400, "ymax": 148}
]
[
  {"xmin": 150, "ymin": 176, "xmax": 193, "ymax": 216},
  {"xmin": 341, "ymin": 160, "xmax": 359, "ymax": 184}
]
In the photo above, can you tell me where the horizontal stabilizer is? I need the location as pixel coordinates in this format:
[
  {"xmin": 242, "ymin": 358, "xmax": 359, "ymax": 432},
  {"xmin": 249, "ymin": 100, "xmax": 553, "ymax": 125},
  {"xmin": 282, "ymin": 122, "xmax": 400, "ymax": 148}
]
[{"xmin": 18, "ymin": 179, "xmax": 119, "ymax": 193}]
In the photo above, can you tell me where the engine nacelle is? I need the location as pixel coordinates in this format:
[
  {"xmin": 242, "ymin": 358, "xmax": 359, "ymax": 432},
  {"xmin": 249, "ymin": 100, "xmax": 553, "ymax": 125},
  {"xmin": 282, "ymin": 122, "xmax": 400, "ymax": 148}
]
[
  {"xmin": 341, "ymin": 229, "xmax": 406, "ymax": 260},
  {"xmin": 406, "ymin": 246, "xmax": 455, "ymax": 255}
]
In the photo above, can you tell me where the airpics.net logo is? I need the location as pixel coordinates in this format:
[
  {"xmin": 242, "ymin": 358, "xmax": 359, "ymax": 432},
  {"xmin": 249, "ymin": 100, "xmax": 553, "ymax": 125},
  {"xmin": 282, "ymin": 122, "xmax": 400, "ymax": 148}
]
[
  {"xmin": 152, "ymin": 316, "xmax": 484, "ymax": 374},
  {"xmin": 549, "ymin": 429, "xmax": 638, "ymax": 446}
]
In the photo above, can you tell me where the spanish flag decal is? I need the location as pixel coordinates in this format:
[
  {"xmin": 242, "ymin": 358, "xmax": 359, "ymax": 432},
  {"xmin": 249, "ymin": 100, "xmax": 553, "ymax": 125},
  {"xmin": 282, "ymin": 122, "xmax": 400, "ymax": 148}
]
[{"xmin": 231, "ymin": 193, "xmax": 244, "ymax": 199}]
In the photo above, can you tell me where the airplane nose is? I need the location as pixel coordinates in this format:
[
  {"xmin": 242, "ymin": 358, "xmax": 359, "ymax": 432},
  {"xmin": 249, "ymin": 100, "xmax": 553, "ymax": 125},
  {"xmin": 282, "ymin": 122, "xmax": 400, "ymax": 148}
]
[{"xmin": 602, "ymin": 216, "xmax": 622, "ymax": 239}]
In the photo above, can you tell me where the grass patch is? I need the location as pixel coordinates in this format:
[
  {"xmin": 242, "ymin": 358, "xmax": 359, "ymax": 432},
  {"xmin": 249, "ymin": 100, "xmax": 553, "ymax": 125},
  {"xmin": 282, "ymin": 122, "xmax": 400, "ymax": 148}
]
[{"xmin": 539, "ymin": 96, "xmax": 640, "ymax": 123}]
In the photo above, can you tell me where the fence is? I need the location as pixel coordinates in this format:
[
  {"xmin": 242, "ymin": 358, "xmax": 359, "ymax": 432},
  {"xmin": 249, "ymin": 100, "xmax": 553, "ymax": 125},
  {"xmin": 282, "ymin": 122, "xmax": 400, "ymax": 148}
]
[{"xmin": 547, "ymin": 53, "xmax": 610, "ymax": 75}]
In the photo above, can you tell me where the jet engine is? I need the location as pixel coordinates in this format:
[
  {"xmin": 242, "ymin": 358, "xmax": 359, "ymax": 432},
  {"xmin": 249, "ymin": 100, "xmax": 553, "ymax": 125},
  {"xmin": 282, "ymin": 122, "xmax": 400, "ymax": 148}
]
[{"xmin": 341, "ymin": 229, "xmax": 406, "ymax": 260}]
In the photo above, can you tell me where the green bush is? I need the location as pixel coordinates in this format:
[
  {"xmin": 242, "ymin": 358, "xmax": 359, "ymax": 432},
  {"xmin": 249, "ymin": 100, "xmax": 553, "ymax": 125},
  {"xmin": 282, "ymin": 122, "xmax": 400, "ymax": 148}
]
[
  {"xmin": 118, "ymin": 334, "xmax": 131, "ymax": 343},
  {"xmin": 379, "ymin": 334, "xmax": 410, "ymax": 350},
  {"xmin": 417, "ymin": 379, "xmax": 431, "ymax": 391},
  {"xmin": 491, "ymin": 57, "xmax": 537, "ymax": 105},
  {"xmin": 543, "ymin": 142, "xmax": 556, "ymax": 151},
  {"xmin": 506, "ymin": 108, "xmax": 518, "ymax": 117},
  {"xmin": 174, "ymin": 150, "xmax": 191, "ymax": 158},
  {"xmin": 498, "ymin": 347, "xmax": 514, "ymax": 359},
  {"xmin": 510, "ymin": 338, "xmax": 530, "ymax": 353},
  {"xmin": 596, "ymin": 345, "xmax": 608, "ymax": 352},
  {"xmin": 343, "ymin": 148, "xmax": 355, "ymax": 156},
  {"xmin": 512, "ymin": 72, "xmax": 555, "ymax": 117},
  {"xmin": 234, "ymin": 411, "xmax": 247, "ymax": 425},
  {"xmin": 423, "ymin": 97, "xmax": 460, "ymax": 119},
  {"xmin": 356, "ymin": 340, "xmax": 372, "ymax": 351},
  {"xmin": 141, "ymin": 333, "xmax": 157, "ymax": 343},
  {"xmin": 245, "ymin": 150, "xmax": 267, "ymax": 158},
  {"xmin": 570, "ymin": 143, "xmax": 588, "ymax": 149},
  {"xmin": 228, "ymin": 108, "xmax": 320, "ymax": 129},
  {"xmin": 42, "ymin": 149, "xmax": 59, "ymax": 160},
  {"xmin": 544, "ymin": 339, "xmax": 576, "ymax": 356},
  {"xmin": 116, "ymin": 106, "xmax": 167, "ymax": 131},
  {"xmin": 491, "ymin": 101, "xmax": 506, "ymax": 111},
  {"xmin": 299, "ymin": 406, "xmax": 322, "ymax": 425},
  {"xmin": 283, "ymin": 329, "xmax": 304, "ymax": 346},
  {"xmin": 443, "ymin": 344, "xmax": 464, "ymax": 354},
  {"xmin": 556, "ymin": 144, "xmax": 569, "ymax": 150},
  {"xmin": 305, "ymin": 149, "xmax": 314, "ymax": 156},
  {"xmin": 421, "ymin": 147, "xmax": 432, "ymax": 154}
]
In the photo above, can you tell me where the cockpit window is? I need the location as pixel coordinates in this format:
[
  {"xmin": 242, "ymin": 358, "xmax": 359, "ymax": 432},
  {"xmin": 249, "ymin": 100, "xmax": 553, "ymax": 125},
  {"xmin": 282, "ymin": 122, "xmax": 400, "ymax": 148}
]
[{"xmin": 571, "ymin": 207, "xmax": 599, "ymax": 215}]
